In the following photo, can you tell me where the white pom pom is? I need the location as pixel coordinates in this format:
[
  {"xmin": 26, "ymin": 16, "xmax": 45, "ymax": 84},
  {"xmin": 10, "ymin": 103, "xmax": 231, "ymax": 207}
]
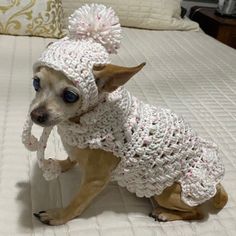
[
  {"xmin": 68, "ymin": 4, "xmax": 122, "ymax": 54},
  {"xmin": 41, "ymin": 159, "xmax": 61, "ymax": 181},
  {"xmin": 24, "ymin": 135, "xmax": 38, "ymax": 151}
]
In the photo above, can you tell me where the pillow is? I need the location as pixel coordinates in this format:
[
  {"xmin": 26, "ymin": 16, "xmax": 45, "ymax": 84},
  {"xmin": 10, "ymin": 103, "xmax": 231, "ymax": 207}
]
[
  {"xmin": 0, "ymin": 0, "xmax": 64, "ymax": 38},
  {"xmin": 61, "ymin": 0, "xmax": 199, "ymax": 31}
]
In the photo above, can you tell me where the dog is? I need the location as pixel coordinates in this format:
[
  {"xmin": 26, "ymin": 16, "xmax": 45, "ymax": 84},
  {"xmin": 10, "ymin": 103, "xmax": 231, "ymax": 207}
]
[
  {"xmin": 23, "ymin": 3, "xmax": 228, "ymax": 226},
  {"xmin": 30, "ymin": 64, "xmax": 228, "ymax": 226}
]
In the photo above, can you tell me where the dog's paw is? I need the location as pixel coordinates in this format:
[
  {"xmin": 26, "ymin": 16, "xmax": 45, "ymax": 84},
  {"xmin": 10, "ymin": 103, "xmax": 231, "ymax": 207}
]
[
  {"xmin": 149, "ymin": 209, "xmax": 204, "ymax": 222},
  {"xmin": 149, "ymin": 210, "xmax": 168, "ymax": 222},
  {"xmin": 34, "ymin": 208, "xmax": 67, "ymax": 226},
  {"xmin": 149, "ymin": 207, "xmax": 169, "ymax": 222}
]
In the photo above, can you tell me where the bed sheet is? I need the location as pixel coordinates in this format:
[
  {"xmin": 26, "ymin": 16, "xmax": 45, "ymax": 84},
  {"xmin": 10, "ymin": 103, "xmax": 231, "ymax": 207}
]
[{"xmin": 0, "ymin": 28, "xmax": 236, "ymax": 235}]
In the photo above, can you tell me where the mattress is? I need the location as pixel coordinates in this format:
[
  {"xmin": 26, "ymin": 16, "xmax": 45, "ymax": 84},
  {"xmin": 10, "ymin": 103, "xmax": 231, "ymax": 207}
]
[{"xmin": 0, "ymin": 28, "xmax": 236, "ymax": 235}]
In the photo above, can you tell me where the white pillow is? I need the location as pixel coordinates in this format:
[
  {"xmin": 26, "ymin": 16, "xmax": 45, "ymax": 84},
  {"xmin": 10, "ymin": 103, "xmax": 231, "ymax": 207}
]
[{"xmin": 62, "ymin": 0, "xmax": 199, "ymax": 31}]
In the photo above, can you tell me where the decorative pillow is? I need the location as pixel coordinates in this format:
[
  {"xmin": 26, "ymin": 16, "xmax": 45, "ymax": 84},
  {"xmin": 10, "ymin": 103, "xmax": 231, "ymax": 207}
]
[
  {"xmin": 61, "ymin": 0, "xmax": 199, "ymax": 31},
  {"xmin": 0, "ymin": 0, "xmax": 64, "ymax": 38}
]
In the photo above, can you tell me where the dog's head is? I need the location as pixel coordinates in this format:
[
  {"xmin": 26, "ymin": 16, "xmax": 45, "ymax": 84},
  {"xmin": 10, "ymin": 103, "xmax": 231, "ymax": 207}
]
[
  {"xmin": 30, "ymin": 63, "xmax": 145, "ymax": 127},
  {"xmin": 29, "ymin": 4, "xmax": 145, "ymax": 127}
]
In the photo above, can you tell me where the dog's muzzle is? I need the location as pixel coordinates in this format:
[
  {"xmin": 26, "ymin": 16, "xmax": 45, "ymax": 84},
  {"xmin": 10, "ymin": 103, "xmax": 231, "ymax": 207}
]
[{"xmin": 30, "ymin": 106, "xmax": 49, "ymax": 125}]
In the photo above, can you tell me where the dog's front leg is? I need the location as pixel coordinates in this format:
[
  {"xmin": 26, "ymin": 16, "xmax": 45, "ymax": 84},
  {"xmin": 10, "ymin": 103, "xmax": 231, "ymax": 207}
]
[
  {"xmin": 34, "ymin": 177, "xmax": 109, "ymax": 225},
  {"xmin": 34, "ymin": 149, "xmax": 119, "ymax": 226}
]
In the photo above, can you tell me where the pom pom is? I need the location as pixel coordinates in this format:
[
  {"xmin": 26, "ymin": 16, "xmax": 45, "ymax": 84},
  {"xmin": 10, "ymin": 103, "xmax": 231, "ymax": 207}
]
[
  {"xmin": 24, "ymin": 135, "xmax": 38, "ymax": 151},
  {"xmin": 41, "ymin": 159, "xmax": 61, "ymax": 181},
  {"xmin": 68, "ymin": 4, "xmax": 122, "ymax": 54}
]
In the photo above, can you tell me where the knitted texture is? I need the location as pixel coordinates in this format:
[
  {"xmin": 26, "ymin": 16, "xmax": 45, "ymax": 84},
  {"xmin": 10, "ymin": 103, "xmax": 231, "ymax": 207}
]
[
  {"xmin": 33, "ymin": 3, "xmax": 121, "ymax": 112},
  {"xmin": 68, "ymin": 4, "xmax": 121, "ymax": 54},
  {"xmin": 23, "ymin": 4, "xmax": 121, "ymax": 180},
  {"xmin": 22, "ymin": 114, "xmax": 61, "ymax": 181},
  {"xmin": 57, "ymin": 87, "xmax": 224, "ymax": 207},
  {"xmin": 33, "ymin": 37, "xmax": 110, "ymax": 112}
]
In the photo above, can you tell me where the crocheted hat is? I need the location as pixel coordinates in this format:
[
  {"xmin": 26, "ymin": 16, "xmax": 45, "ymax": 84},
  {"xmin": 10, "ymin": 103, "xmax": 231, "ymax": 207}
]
[
  {"xmin": 33, "ymin": 3, "xmax": 122, "ymax": 111},
  {"xmin": 22, "ymin": 4, "xmax": 122, "ymax": 180}
]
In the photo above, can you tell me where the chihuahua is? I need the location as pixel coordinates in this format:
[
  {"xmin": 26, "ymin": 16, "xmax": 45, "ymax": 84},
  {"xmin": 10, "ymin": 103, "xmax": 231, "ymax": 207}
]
[{"xmin": 30, "ymin": 64, "xmax": 228, "ymax": 226}]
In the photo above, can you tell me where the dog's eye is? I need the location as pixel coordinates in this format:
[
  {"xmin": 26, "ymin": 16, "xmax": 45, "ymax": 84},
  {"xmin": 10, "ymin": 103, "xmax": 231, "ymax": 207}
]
[
  {"xmin": 63, "ymin": 90, "xmax": 79, "ymax": 103},
  {"xmin": 33, "ymin": 77, "xmax": 40, "ymax": 92}
]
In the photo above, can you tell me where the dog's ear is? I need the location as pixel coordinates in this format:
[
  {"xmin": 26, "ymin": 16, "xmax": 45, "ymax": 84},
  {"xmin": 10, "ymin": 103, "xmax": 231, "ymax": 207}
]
[{"xmin": 93, "ymin": 62, "xmax": 146, "ymax": 92}]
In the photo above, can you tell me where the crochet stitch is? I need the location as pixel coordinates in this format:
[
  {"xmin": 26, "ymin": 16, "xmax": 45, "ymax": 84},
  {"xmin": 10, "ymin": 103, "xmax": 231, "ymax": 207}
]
[
  {"xmin": 68, "ymin": 4, "xmax": 121, "ymax": 54},
  {"xmin": 22, "ymin": 4, "xmax": 225, "ymax": 206},
  {"xmin": 23, "ymin": 4, "xmax": 119, "ymax": 180},
  {"xmin": 57, "ymin": 87, "xmax": 224, "ymax": 207}
]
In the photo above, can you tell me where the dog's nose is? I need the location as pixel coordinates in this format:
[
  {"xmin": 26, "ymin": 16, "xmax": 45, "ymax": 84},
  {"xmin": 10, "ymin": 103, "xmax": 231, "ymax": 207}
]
[{"xmin": 30, "ymin": 107, "xmax": 48, "ymax": 124}]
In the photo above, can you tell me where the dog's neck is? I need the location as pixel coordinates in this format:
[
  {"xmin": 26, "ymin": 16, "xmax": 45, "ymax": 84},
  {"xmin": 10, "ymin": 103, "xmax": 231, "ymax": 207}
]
[
  {"xmin": 69, "ymin": 91, "xmax": 109, "ymax": 124},
  {"xmin": 64, "ymin": 87, "xmax": 131, "ymax": 128}
]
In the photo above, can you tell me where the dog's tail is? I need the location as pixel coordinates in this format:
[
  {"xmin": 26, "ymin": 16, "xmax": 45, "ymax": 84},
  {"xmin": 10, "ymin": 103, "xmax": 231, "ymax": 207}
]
[{"xmin": 212, "ymin": 184, "xmax": 228, "ymax": 209}]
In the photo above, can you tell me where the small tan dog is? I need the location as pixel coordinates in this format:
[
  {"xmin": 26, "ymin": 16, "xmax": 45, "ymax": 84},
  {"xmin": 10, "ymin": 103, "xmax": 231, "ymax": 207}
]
[
  {"xmin": 26, "ymin": 4, "xmax": 228, "ymax": 226},
  {"xmin": 30, "ymin": 65, "xmax": 228, "ymax": 226}
]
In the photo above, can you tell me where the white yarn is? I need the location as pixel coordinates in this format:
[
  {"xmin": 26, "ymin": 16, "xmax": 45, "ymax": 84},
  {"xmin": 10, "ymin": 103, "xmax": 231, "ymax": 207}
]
[
  {"xmin": 22, "ymin": 114, "xmax": 61, "ymax": 181},
  {"xmin": 68, "ymin": 4, "xmax": 122, "ymax": 54},
  {"xmin": 22, "ymin": 116, "xmax": 38, "ymax": 151},
  {"xmin": 24, "ymin": 4, "xmax": 114, "ymax": 180},
  {"xmin": 57, "ymin": 87, "xmax": 225, "ymax": 207},
  {"xmin": 33, "ymin": 37, "xmax": 110, "ymax": 113}
]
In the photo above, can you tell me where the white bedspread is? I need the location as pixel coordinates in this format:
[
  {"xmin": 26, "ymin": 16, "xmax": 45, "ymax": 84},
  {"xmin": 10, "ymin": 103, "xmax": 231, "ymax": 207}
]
[{"xmin": 0, "ymin": 28, "xmax": 236, "ymax": 235}]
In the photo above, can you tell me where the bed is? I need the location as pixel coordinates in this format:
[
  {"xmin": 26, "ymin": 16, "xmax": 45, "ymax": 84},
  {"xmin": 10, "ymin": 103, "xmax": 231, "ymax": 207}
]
[
  {"xmin": 0, "ymin": 28, "xmax": 236, "ymax": 236},
  {"xmin": 0, "ymin": 10, "xmax": 236, "ymax": 236}
]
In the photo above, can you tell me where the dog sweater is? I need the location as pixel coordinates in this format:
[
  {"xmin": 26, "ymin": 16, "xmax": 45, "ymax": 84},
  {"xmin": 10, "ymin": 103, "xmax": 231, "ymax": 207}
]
[{"xmin": 57, "ymin": 87, "xmax": 225, "ymax": 207}]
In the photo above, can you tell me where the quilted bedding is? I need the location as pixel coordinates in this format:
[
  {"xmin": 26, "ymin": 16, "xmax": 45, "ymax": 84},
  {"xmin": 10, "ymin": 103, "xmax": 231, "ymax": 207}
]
[{"xmin": 0, "ymin": 28, "xmax": 236, "ymax": 235}]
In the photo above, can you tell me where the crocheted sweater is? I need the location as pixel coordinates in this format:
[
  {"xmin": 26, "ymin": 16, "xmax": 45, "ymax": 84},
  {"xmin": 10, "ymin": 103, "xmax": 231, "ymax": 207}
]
[{"xmin": 57, "ymin": 87, "xmax": 225, "ymax": 207}]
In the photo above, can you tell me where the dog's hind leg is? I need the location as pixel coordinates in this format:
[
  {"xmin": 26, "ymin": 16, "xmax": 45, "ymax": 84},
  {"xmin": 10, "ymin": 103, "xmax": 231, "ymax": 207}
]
[
  {"xmin": 149, "ymin": 205, "xmax": 203, "ymax": 222},
  {"xmin": 149, "ymin": 183, "xmax": 204, "ymax": 222}
]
